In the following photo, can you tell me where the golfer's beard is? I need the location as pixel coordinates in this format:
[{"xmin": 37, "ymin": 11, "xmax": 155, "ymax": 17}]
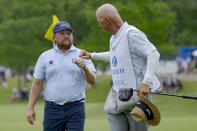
[
  {"xmin": 58, "ymin": 44, "xmax": 72, "ymax": 50},
  {"xmin": 58, "ymin": 39, "xmax": 72, "ymax": 50}
]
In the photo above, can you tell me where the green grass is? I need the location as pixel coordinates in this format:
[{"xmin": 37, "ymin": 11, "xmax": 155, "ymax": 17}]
[
  {"xmin": 86, "ymin": 75, "xmax": 112, "ymax": 102},
  {"xmin": 0, "ymin": 76, "xmax": 197, "ymax": 131},
  {"xmin": 0, "ymin": 75, "xmax": 112, "ymax": 104},
  {"xmin": 0, "ymin": 77, "xmax": 32, "ymax": 104},
  {"xmin": 0, "ymin": 102, "xmax": 197, "ymax": 131},
  {"xmin": 0, "ymin": 103, "xmax": 109, "ymax": 131},
  {"xmin": 0, "ymin": 77, "xmax": 19, "ymax": 104}
]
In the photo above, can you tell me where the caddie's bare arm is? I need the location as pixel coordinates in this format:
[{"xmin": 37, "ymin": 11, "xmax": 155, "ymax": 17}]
[
  {"xmin": 27, "ymin": 79, "xmax": 44, "ymax": 125},
  {"xmin": 80, "ymin": 50, "xmax": 110, "ymax": 62},
  {"xmin": 74, "ymin": 59, "xmax": 96, "ymax": 85}
]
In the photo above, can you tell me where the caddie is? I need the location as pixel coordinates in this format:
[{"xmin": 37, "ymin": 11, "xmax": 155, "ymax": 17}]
[{"xmin": 80, "ymin": 3, "xmax": 160, "ymax": 131}]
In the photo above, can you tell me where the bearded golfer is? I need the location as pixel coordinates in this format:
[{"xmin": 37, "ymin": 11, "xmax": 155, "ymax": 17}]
[
  {"xmin": 27, "ymin": 21, "xmax": 96, "ymax": 131},
  {"xmin": 80, "ymin": 3, "xmax": 160, "ymax": 131}
]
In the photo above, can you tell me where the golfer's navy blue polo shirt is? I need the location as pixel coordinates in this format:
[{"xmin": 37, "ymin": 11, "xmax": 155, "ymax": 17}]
[{"xmin": 33, "ymin": 44, "xmax": 96, "ymax": 105}]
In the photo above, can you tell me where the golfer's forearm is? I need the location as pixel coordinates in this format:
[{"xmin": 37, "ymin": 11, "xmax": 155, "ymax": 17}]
[
  {"xmin": 90, "ymin": 51, "xmax": 110, "ymax": 62},
  {"xmin": 28, "ymin": 85, "xmax": 42, "ymax": 109},
  {"xmin": 83, "ymin": 68, "xmax": 96, "ymax": 85},
  {"xmin": 143, "ymin": 50, "xmax": 160, "ymax": 85}
]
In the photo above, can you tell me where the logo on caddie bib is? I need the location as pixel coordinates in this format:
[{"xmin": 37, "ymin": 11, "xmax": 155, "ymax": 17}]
[{"xmin": 112, "ymin": 56, "xmax": 117, "ymax": 67}]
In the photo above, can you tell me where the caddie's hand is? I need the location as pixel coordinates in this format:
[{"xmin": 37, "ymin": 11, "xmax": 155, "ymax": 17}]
[
  {"xmin": 137, "ymin": 83, "xmax": 150, "ymax": 96},
  {"xmin": 79, "ymin": 50, "xmax": 91, "ymax": 59},
  {"xmin": 27, "ymin": 107, "xmax": 36, "ymax": 125},
  {"xmin": 74, "ymin": 59, "xmax": 87, "ymax": 70}
]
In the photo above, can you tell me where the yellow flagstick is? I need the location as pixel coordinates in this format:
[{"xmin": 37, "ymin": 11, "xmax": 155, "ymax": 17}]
[{"xmin": 44, "ymin": 15, "xmax": 60, "ymax": 42}]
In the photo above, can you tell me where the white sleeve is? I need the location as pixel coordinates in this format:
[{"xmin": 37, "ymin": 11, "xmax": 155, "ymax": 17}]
[
  {"xmin": 143, "ymin": 50, "xmax": 160, "ymax": 85},
  {"xmin": 128, "ymin": 30, "xmax": 160, "ymax": 85},
  {"xmin": 90, "ymin": 51, "xmax": 110, "ymax": 62},
  {"xmin": 128, "ymin": 30, "xmax": 156, "ymax": 57}
]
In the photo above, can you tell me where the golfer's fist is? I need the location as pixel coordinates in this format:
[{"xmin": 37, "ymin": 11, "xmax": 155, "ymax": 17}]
[
  {"xmin": 74, "ymin": 59, "xmax": 87, "ymax": 70},
  {"xmin": 137, "ymin": 83, "xmax": 150, "ymax": 96},
  {"xmin": 79, "ymin": 50, "xmax": 91, "ymax": 59},
  {"xmin": 27, "ymin": 108, "xmax": 36, "ymax": 125}
]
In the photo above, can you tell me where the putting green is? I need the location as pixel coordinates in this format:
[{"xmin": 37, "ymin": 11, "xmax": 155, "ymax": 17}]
[
  {"xmin": 0, "ymin": 102, "xmax": 197, "ymax": 131},
  {"xmin": 0, "ymin": 77, "xmax": 197, "ymax": 130}
]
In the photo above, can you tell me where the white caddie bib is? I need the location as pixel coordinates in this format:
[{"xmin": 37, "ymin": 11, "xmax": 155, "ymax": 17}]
[
  {"xmin": 110, "ymin": 26, "xmax": 138, "ymax": 91},
  {"xmin": 110, "ymin": 25, "xmax": 161, "ymax": 92}
]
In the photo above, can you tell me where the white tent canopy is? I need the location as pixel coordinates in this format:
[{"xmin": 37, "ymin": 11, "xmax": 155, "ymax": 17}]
[{"xmin": 192, "ymin": 49, "xmax": 197, "ymax": 56}]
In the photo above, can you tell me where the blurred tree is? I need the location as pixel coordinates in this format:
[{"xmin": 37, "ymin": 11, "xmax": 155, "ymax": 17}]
[
  {"xmin": 0, "ymin": 0, "xmax": 54, "ymax": 89},
  {"xmin": 79, "ymin": 0, "xmax": 176, "ymax": 62},
  {"xmin": 0, "ymin": 0, "xmax": 177, "ymax": 88},
  {"xmin": 164, "ymin": 0, "xmax": 197, "ymax": 46}
]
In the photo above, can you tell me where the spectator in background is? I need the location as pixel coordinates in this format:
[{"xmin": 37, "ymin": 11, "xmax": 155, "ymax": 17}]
[
  {"xmin": 190, "ymin": 54, "xmax": 196, "ymax": 72},
  {"xmin": 10, "ymin": 88, "xmax": 20, "ymax": 101},
  {"xmin": 176, "ymin": 54, "xmax": 183, "ymax": 73},
  {"xmin": 162, "ymin": 75, "xmax": 183, "ymax": 92},
  {"xmin": 0, "ymin": 71, "xmax": 8, "ymax": 88},
  {"xmin": 20, "ymin": 87, "xmax": 29, "ymax": 100},
  {"xmin": 25, "ymin": 69, "xmax": 33, "ymax": 82},
  {"xmin": 176, "ymin": 79, "xmax": 183, "ymax": 92},
  {"xmin": 186, "ymin": 53, "xmax": 193, "ymax": 73}
]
